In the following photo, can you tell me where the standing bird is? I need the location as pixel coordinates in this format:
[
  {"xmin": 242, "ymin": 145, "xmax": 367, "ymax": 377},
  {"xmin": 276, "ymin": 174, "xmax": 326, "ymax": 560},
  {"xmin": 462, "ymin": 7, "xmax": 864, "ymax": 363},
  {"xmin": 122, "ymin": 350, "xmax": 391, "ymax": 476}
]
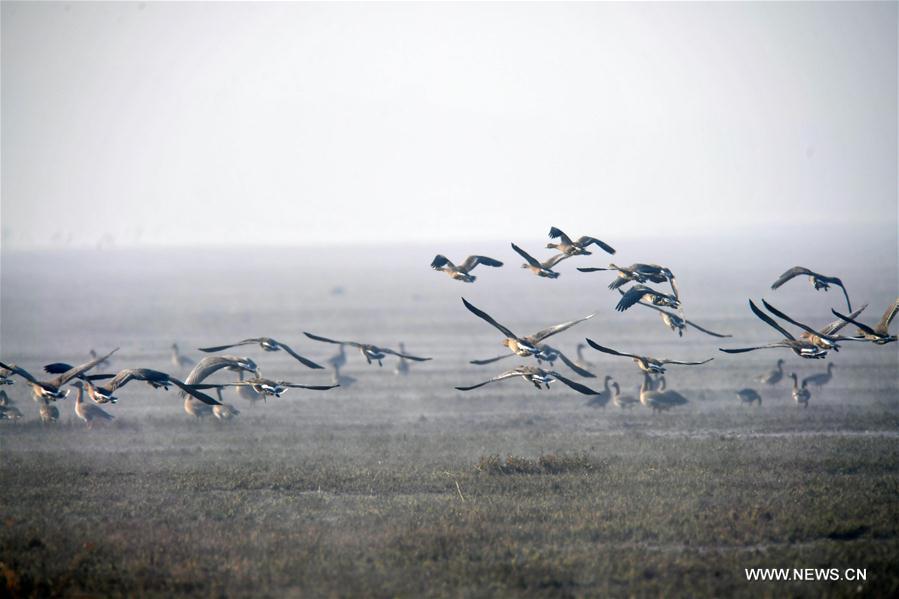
[
  {"xmin": 198, "ymin": 337, "xmax": 323, "ymax": 369},
  {"xmin": 38, "ymin": 398, "xmax": 59, "ymax": 424},
  {"xmin": 736, "ymin": 388, "xmax": 762, "ymax": 406},
  {"xmin": 171, "ymin": 343, "xmax": 195, "ymax": 369},
  {"xmin": 574, "ymin": 343, "xmax": 596, "ymax": 371},
  {"xmin": 756, "ymin": 359, "xmax": 785, "ymax": 385},
  {"xmin": 455, "ymin": 366, "xmax": 599, "ymax": 395},
  {"xmin": 611, "ymin": 382, "xmax": 639, "ymax": 409},
  {"xmin": 718, "ymin": 300, "xmax": 829, "ymax": 359},
  {"xmin": 430, "ymin": 255, "xmax": 503, "ymax": 282},
  {"xmin": 585, "ymin": 339, "xmax": 713, "ymax": 374},
  {"xmin": 639, "ymin": 373, "xmax": 688, "ymax": 413},
  {"xmin": 789, "ymin": 373, "xmax": 811, "ymax": 408},
  {"xmin": 0, "ymin": 349, "xmax": 117, "ymax": 402},
  {"xmin": 0, "ymin": 390, "xmax": 9, "ymax": 406},
  {"xmin": 546, "ymin": 227, "xmax": 616, "ymax": 256},
  {"xmin": 304, "ymin": 332, "xmax": 431, "ymax": 367},
  {"xmin": 771, "ymin": 266, "xmax": 852, "ymax": 311},
  {"xmin": 72, "ymin": 381, "xmax": 114, "ymax": 428},
  {"xmin": 831, "ymin": 298, "xmax": 899, "ymax": 345},
  {"xmin": 803, "ymin": 363, "xmax": 835, "ymax": 388},
  {"xmin": 586, "ymin": 375, "xmax": 613, "ymax": 408},
  {"xmin": 0, "ymin": 405, "xmax": 23, "ymax": 421},
  {"xmin": 511, "ymin": 243, "xmax": 570, "ymax": 278},
  {"xmin": 212, "ymin": 389, "xmax": 240, "ymax": 421},
  {"xmin": 463, "ymin": 298, "xmax": 595, "ymax": 358}
]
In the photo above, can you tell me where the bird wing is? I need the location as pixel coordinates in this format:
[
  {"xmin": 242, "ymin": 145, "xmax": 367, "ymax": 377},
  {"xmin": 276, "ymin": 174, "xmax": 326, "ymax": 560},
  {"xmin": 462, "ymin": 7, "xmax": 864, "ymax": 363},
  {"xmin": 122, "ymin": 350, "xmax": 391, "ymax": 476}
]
[
  {"xmin": 749, "ymin": 300, "xmax": 795, "ymax": 340},
  {"xmin": 829, "ymin": 278, "xmax": 852, "ymax": 311},
  {"xmin": 760, "ymin": 300, "xmax": 824, "ymax": 338},
  {"xmin": 51, "ymin": 348, "xmax": 119, "ymax": 387},
  {"xmin": 170, "ymin": 379, "xmax": 222, "ymax": 405},
  {"xmin": 577, "ymin": 267, "xmax": 615, "ymax": 273},
  {"xmin": 548, "ymin": 226, "xmax": 573, "ymax": 245},
  {"xmin": 43, "ymin": 362, "xmax": 74, "ymax": 375},
  {"xmin": 718, "ymin": 343, "xmax": 789, "ymax": 354},
  {"xmin": 820, "ymin": 304, "xmax": 867, "ymax": 335},
  {"xmin": 830, "ymin": 308, "xmax": 876, "ymax": 336},
  {"xmin": 659, "ymin": 357, "xmax": 714, "ymax": 366},
  {"xmin": 576, "ymin": 236, "xmax": 616, "ymax": 255},
  {"xmin": 461, "ymin": 297, "xmax": 518, "ymax": 339},
  {"xmin": 197, "ymin": 339, "xmax": 260, "ymax": 353},
  {"xmin": 548, "ymin": 372, "xmax": 600, "ymax": 395},
  {"xmin": 378, "ymin": 347, "xmax": 432, "ymax": 361},
  {"xmin": 459, "ymin": 255, "xmax": 503, "ymax": 273},
  {"xmin": 430, "ymin": 255, "xmax": 453, "ymax": 270},
  {"xmin": 771, "ymin": 266, "xmax": 815, "ymax": 289},
  {"xmin": 303, "ymin": 332, "xmax": 360, "ymax": 348},
  {"xmin": 530, "ymin": 313, "xmax": 595, "ymax": 343},
  {"xmin": 584, "ymin": 338, "xmax": 641, "ymax": 360},
  {"xmin": 0, "ymin": 362, "xmax": 37, "ymax": 384},
  {"xmin": 281, "ymin": 383, "xmax": 340, "ymax": 390},
  {"xmin": 554, "ymin": 351, "xmax": 595, "ymax": 378},
  {"xmin": 278, "ymin": 341, "xmax": 324, "ymax": 369},
  {"xmin": 183, "ymin": 355, "xmax": 258, "ymax": 385},
  {"xmin": 454, "ymin": 370, "xmax": 525, "ymax": 391},
  {"xmin": 684, "ymin": 318, "xmax": 732, "ymax": 338},
  {"xmin": 542, "ymin": 253, "xmax": 571, "ymax": 269},
  {"xmin": 469, "ymin": 354, "xmax": 515, "ymax": 366},
  {"xmin": 875, "ymin": 298, "xmax": 899, "ymax": 334},
  {"xmin": 511, "ymin": 243, "xmax": 542, "ymax": 268},
  {"xmin": 616, "ymin": 286, "xmax": 653, "ymax": 312}
]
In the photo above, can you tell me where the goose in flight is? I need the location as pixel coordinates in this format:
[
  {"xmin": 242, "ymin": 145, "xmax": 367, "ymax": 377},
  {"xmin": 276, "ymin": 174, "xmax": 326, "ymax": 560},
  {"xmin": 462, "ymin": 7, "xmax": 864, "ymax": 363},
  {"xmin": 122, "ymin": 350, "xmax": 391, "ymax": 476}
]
[
  {"xmin": 511, "ymin": 243, "xmax": 570, "ymax": 278},
  {"xmin": 469, "ymin": 343, "xmax": 595, "ymax": 378},
  {"xmin": 462, "ymin": 297, "xmax": 595, "ymax": 358},
  {"xmin": 546, "ymin": 227, "xmax": 616, "ymax": 256},
  {"xmin": 611, "ymin": 381, "xmax": 639, "ymax": 409},
  {"xmin": 736, "ymin": 388, "xmax": 762, "ymax": 406},
  {"xmin": 760, "ymin": 299, "xmax": 867, "ymax": 352},
  {"xmin": 789, "ymin": 373, "xmax": 811, "ymax": 408},
  {"xmin": 198, "ymin": 337, "xmax": 323, "ymax": 369},
  {"xmin": 171, "ymin": 343, "xmax": 195, "ymax": 369},
  {"xmin": 430, "ymin": 255, "xmax": 503, "ymax": 282},
  {"xmin": 831, "ymin": 298, "xmax": 899, "ymax": 345},
  {"xmin": 756, "ymin": 359, "xmax": 785, "ymax": 385},
  {"xmin": 615, "ymin": 284, "xmax": 680, "ymax": 313},
  {"xmin": 771, "ymin": 266, "xmax": 852, "ymax": 310},
  {"xmin": 183, "ymin": 355, "xmax": 260, "ymax": 386},
  {"xmin": 623, "ymin": 292, "xmax": 730, "ymax": 337},
  {"xmin": 803, "ymin": 363, "xmax": 835, "ymax": 388},
  {"xmin": 718, "ymin": 300, "xmax": 829, "ymax": 359},
  {"xmin": 579, "ymin": 263, "xmax": 678, "ymax": 295},
  {"xmin": 222, "ymin": 376, "xmax": 338, "ymax": 398},
  {"xmin": 585, "ymin": 338, "xmax": 712, "ymax": 374},
  {"xmin": 0, "ymin": 349, "xmax": 118, "ymax": 402},
  {"xmin": 71, "ymin": 381, "xmax": 114, "ymax": 427},
  {"xmin": 455, "ymin": 365, "xmax": 599, "ymax": 395},
  {"xmin": 0, "ymin": 404, "xmax": 23, "ymax": 421},
  {"xmin": 82, "ymin": 368, "xmax": 222, "ymax": 405},
  {"xmin": 303, "ymin": 332, "xmax": 431, "ymax": 366}
]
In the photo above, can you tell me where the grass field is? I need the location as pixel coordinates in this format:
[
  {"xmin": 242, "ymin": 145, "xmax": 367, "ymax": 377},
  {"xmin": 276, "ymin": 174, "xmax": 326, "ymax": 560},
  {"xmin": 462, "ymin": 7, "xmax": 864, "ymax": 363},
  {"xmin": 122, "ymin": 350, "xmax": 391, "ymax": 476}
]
[{"xmin": 2, "ymin": 396, "xmax": 898, "ymax": 598}]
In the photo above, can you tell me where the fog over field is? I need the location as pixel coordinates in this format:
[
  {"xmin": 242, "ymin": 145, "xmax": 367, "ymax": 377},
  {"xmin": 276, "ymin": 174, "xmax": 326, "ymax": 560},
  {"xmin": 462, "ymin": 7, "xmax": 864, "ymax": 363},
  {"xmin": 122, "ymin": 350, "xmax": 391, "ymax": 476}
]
[{"xmin": 2, "ymin": 1, "xmax": 897, "ymax": 597}]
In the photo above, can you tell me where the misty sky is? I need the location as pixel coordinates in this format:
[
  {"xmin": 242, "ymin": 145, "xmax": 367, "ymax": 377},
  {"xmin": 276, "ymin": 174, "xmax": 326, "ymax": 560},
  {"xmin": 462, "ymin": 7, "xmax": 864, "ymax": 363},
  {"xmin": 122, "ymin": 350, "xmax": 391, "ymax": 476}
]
[{"xmin": 1, "ymin": 1, "xmax": 896, "ymax": 249}]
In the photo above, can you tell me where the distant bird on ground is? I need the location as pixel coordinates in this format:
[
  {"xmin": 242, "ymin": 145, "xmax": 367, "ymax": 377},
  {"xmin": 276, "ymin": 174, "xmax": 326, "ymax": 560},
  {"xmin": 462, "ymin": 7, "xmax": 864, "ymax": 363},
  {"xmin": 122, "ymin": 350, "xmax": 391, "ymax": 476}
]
[
  {"xmin": 394, "ymin": 343, "xmax": 411, "ymax": 375},
  {"xmin": 718, "ymin": 300, "xmax": 829, "ymax": 359},
  {"xmin": 616, "ymin": 284, "xmax": 680, "ymax": 313},
  {"xmin": 82, "ymin": 368, "xmax": 221, "ymax": 405},
  {"xmin": 38, "ymin": 398, "xmax": 59, "ymax": 424},
  {"xmin": 72, "ymin": 381, "xmax": 114, "ymax": 427},
  {"xmin": 611, "ymin": 382, "xmax": 639, "ymax": 409},
  {"xmin": 223, "ymin": 376, "xmax": 338, "ymax": 398},
  {"xmin": 625, "ymin": 295, "xmax": 730, "ymax": 338},
  {"xmin": 771, "ymin": 266, "xmax": 852, "ymax": 310},
  {"xmin": 789, "ymin": 373, "xmax": 811, "ymax": 408},
  {"xmin": 469, "ymin": 343, "xmax": 595, "ymax": 378},
  {"xmin": 639, "ymin": 373, "xmax": 688, "ymax": 413},
  {"xmin": 430, "ymin": 255, "xmax": 503, "ymax": 282},
  {"xmin": 586, "ymin": 375, "xmax": 613, "ymax": 408},
  {"xmin": 304, "ymin": 333, "xmax": 431, "ymax": 367},
  {"xmin": 0, "ymin": 404, "xmax": 23, "ymax": 421},
  {"xmin": 0, "ymin": 349, "xmax": 117, "ymax": 402},
  {"xmin": 756, "ymin": 359, "xmax": 785, "ymax": 385},
  {"xmin": 574, "ymin": 343, "xmax": 596, "ymax": 371},
  {"xmin": 761, "ymin": 300, "xmax": 866, "ymax": 352},
  {"xmin": 585, "ymin": 339, "xmax": 713, "ymax": 374},
  {"xmin": 803, "ymin": 363, "xmax": 835, "ymax": 388},
  {"xmin": 736, "ymin": 388, "xmax": 762, "ymax": 406},
  {"xmin": 832, "ymin": 298, "xmax": 899, "ymax": 345},
  {"xmin": 327, "ymin": 345, "xmax": 347, "ymax": 370},
  {"xmin": 579, "ymin": 263, "xmax": 678, "ymax": 295},
  {"xmin": 211, "ymin": 389, "xmax": 240, "ymax": 421},
  {"xmin": 199, "ymin": 337, "xmax": 323, "ymax": 369},
  {"xmin": 184, "ymin": 395, "xmax": 214, "ymax": 419},
  {"xmin": 511, "ymin": 243, "xmax": 570, "ymax": 278},
  {"xmin": 463, "ymin": 297, "xmax": 594, "ymax": 359},
  {"xmin": 171, "ymin": 343, "xmax": 195, "ymax": 369},
  {"xmin": 546, "ymin": 227, "xmax": 616, "ymax": 256},
  {"xmin": 0, "ymin": 390, "xmax": 9, "ymax": 406},
  {"xmin": 455, "ymin": 366, "xmax": 599, "ymax": 395}
]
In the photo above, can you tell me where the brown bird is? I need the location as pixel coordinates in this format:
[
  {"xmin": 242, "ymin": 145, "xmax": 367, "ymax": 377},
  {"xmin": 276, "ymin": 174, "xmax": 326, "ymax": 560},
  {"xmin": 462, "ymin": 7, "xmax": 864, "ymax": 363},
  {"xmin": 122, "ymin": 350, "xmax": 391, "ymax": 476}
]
[
  {"xmin": 512, "ymin": 243, "xmax": 570, "ymax": 278},
  {"xmin": 430, "ymin": 254, "xmax": 503, "ymax": 282},
  {"xmin": 831, "ymin": 298, "xmax": 899, "ymax": 345},
  {"xmin": 0, "ymin": 349, "xmax": 117, "ymax": 402},
  {"xmin": 585, "ymin": 338, "xmax": 712, "ymax": 374},
  {"xmin": 771, "ymin": 266, "xmax": 852, "ymax": 311},
  {"xmin": 198, "ymin": 337, "xmax": 323, "ymax": 369},
  {"xmin": 304, "ymin": 332, "xmax": 431, "ymax": 367},
  {"xmin": 546, "ymin": 226, "xmax": 616, "ymax": 256},
  {"xmin": 455, "ymin": 366, "xmax": 599, "ymax": 395}
]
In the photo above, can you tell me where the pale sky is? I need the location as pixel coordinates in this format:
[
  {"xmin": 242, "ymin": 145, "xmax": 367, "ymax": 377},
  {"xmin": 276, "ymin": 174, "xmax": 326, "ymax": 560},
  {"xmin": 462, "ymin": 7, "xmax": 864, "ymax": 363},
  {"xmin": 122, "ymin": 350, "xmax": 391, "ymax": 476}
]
[{"xmin": 1, "ymin": 1, "xmax": 896, "ymax": 249}]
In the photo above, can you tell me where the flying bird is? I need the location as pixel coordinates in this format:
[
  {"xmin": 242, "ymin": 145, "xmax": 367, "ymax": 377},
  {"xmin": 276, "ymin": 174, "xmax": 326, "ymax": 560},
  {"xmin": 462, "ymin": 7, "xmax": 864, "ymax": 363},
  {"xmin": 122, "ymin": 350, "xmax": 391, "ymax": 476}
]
[
  {"xmin": 585, "ymin": 339, "xmax": 712, "ymax": 374},
  {"xmin": 455, "ymin": 366, "xmax": 599, "ymax": 395},
  {"xmin": 199, "ymin": 337, "xmax": 323, "ymax": 370},
  {"xmin": 718, "ymin": 300, "xmax": 829, "ymax": 359},
  {"xmin": 304, "ymin": 333, "xmax": 431, "ymax": 366},
  {"xmin": 511, "ymin": 243, "xmax": 570, "ymax": 278},
  {"xmin": 82, "ymin": 368, "xmax": 222, "ymax": 405},
  {"xmin": 760, "ymin": 300, "xmax": 867, "ymax": 352},
  {"xmin": 623, "ymin": 294, "xmax": 730, "ymax": 337},
  {"xmin": 771, "ymin": 266, "xmax": 852, "ymax": 311},
  {"xmin": 469, "ymin": 343, "xmax": 595, "ymax": 378},
  {"xmin": 0, "ymin": 349, "xmax": 118, "ymax": 402},
  {"xmin": 831, "ymin": 298, "xmax": 899, "ymax": 345},
  {"xmin": 615, "ymin": 284, "xmax": 680, "ymax": 313},
  {"xmin": 430, "ymin": 254, "xmax": 503, "ymax": 282},
  {"xmin": 222, "ymin": 376, "xmax": 338, "ymax": 398},
  {"xmin": 578, "ymin": 263, "xmax": 679, "ymax": 296},
  {"xmin": 546, "ymin": 227, "xmax": 616, "ymax": 256}
]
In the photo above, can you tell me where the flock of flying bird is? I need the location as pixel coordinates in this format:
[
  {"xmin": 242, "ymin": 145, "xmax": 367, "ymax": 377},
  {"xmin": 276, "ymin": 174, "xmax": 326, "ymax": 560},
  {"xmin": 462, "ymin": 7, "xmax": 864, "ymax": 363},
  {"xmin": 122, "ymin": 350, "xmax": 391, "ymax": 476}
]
[{"xmin": 1, "ymin": 226, "xmax": 896, "ymax": 425}]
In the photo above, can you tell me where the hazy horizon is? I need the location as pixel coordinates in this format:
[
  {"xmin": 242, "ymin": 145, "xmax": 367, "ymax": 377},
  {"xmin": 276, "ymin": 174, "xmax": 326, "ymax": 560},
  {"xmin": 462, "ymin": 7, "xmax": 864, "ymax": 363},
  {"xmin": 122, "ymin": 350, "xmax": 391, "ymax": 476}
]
[{"xmin": 2, "ymin": 1, "xmax": 897, "ymax": 250}]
